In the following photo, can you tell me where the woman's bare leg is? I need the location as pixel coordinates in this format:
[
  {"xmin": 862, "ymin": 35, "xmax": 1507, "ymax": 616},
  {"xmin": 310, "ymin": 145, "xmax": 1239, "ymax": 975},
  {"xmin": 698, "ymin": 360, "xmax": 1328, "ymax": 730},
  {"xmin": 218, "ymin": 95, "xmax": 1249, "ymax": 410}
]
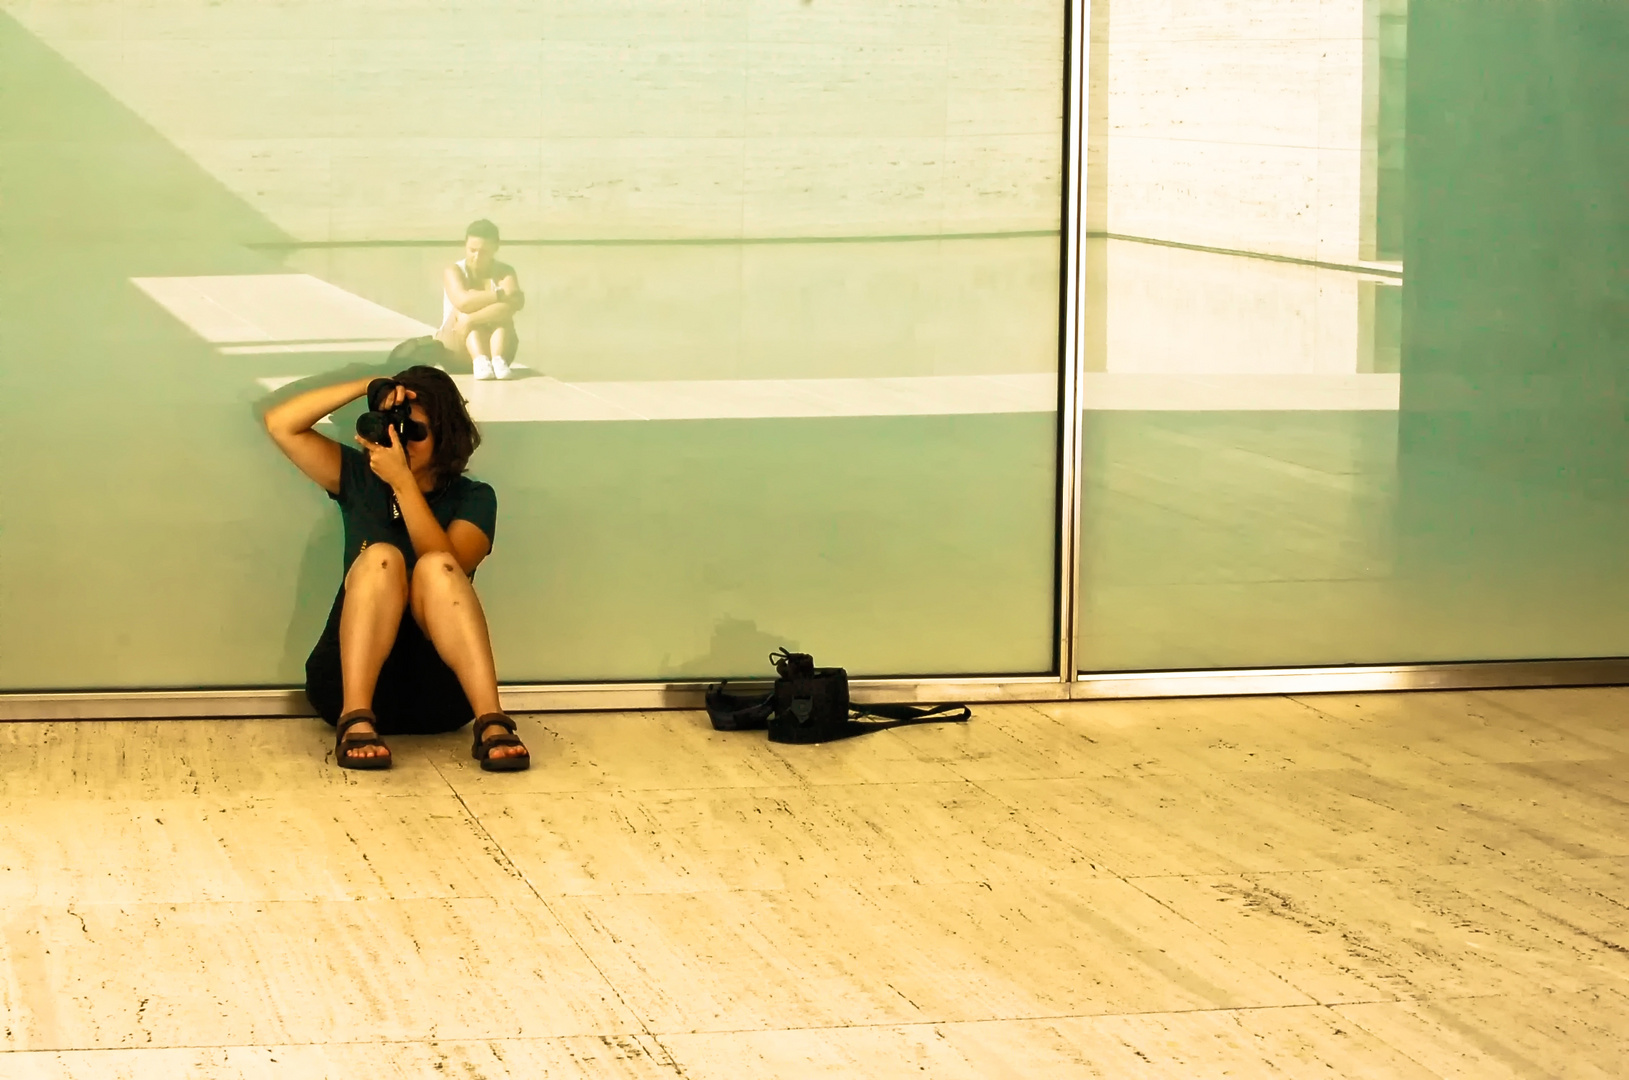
[
  {"xmin": 338, "ymin": 543, "xmax": 408, "ymax": 760},
  {"xmin": 464, "ymin": 327, "xmax": 493, "ymax": 362},
  {"xmin": 435, "ymin": 321, "xmax": 470, "ymax": 361},
  {"xmin": 410, "ymin": 554, "xmax": 525, "ymax": 760},
  {"xmin": 489, "ymin": 324, "xmax": 518, "ymax": 365}
]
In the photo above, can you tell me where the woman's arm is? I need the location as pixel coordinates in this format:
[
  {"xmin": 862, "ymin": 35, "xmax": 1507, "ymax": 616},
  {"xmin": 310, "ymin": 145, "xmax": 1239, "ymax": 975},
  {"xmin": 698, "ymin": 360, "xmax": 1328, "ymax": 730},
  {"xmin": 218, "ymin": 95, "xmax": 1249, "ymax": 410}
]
[
  {"xmin": 456, "ymin": 300, "xmax": 519, "ymax": 330},
  {"xmin": 398, "ymin": 493, "xmax": 491, "ymax": 574},
  {"xmin": 444, "ymin": 263, "xmax": 503, "ymax": 315},
  {"xmin": 262, "ymin": 376, "xmax": 372, "ymax": 493},
  {"xmin": 355, "ymin": 428, "xmax": 492, "ymax": 574},
  {"xmin": 496, "ymin": 267, "xmax": 524, "ymax": 312}
]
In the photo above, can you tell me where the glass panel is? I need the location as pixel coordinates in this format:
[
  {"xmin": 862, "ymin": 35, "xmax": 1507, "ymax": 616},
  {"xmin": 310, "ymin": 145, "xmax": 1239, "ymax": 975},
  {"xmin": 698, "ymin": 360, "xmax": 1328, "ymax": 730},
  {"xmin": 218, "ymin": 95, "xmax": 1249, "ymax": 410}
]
[
  {"xmin": 1393, "ymin": 1, "xmax": 1629, "ymax": 662},
  {"xmin": 1079, "ymin": 0, "xmax": 1629, "ymax": 672},
  {"xmin": 0, "ymin": 2, "xmax": 1067, "ymax": 690}
]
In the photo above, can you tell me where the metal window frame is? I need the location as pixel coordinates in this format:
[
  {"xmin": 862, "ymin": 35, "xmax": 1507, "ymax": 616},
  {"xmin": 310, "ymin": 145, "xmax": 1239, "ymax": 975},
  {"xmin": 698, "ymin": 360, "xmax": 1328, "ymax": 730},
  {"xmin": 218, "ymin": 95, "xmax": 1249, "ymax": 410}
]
[
  {"xmin": 7, "ymin": 658, "xmax": 1629, "ymax": 721},
  {"xmin": 1056, "ymin": 0, "xmax": 1089, "ymax": 681},
  {"xmin": 2, "ymin": 0, "xmax": 1623, "ymax": 723}
]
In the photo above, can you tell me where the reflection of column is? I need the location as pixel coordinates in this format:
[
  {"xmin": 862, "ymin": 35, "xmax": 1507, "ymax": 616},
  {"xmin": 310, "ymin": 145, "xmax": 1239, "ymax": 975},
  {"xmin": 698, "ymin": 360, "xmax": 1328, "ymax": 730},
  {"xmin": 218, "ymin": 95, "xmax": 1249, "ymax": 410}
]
[
  {"xmin": 1376, "ymin": 3, "xmax": 1409, "ymax": 262},
  {"xmin": 1362, "ymin": 0, "xmax": 1409, "ymax": 262},
  {"xmin": 1360, "ymin": 0, "xmax": 1382, "ymax": 261},
  {"xmin": 1357, "ymin": 280, "xmax": 1403, "ymax": 374}
]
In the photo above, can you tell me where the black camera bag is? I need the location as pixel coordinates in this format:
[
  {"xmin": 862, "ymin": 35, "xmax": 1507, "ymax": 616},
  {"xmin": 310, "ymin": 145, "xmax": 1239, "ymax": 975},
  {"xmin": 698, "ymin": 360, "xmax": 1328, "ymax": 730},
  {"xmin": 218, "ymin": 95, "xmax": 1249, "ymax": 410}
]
[{"xmin": 706, "ymin": 649, "xmax": 971, "ymax": 744}]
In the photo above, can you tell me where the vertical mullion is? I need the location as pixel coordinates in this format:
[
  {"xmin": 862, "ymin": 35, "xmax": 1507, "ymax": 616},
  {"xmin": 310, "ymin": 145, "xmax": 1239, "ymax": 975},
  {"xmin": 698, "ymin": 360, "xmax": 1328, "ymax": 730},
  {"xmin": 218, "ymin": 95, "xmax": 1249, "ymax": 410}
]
[{"xmin": 1058, "ymin": 0, "xmax": 1089, "ymax": 683}]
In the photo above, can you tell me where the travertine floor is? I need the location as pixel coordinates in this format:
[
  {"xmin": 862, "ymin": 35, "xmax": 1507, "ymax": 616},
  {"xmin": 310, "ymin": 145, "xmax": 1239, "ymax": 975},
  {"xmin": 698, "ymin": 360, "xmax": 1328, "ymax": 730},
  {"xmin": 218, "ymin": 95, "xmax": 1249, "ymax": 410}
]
[{"xmin": 2, "ymin": 688, "xmax": 1626, "ymax": 1078}]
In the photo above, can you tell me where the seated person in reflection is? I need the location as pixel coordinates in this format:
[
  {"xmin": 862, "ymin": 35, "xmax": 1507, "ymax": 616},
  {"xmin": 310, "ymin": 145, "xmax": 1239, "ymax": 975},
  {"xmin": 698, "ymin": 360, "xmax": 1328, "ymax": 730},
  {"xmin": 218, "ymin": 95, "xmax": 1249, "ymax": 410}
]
[
  {"xmin": 262, "ymin": 337, "xmax": 529, "ymax": 771},
  {"xmin": 437, "ymin": 218, "xmax": 525, "ymax": 381}
]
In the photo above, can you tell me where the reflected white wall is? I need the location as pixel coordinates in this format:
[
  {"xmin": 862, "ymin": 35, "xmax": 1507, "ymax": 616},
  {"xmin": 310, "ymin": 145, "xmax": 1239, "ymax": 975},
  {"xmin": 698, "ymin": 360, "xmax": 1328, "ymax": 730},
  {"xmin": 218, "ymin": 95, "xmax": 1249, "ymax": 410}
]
[
  {"xmin": 1081, "ymin": 239, "xmax": 1401, "ymax": 409},
  {"xmin": 1102, "ymin": 0, "xmax": 1369, "ymax": 263},
  {"xmin": 1084, "ymin": 2, "xmax": 1403, "ymax": 409},
  {"xmin": 1107, "ymin": 241, "xmax": 1363, "ymax": 375},
  {"xmin": 5, "ymin": 0, "xmax": 1065, "ymax": 241}
]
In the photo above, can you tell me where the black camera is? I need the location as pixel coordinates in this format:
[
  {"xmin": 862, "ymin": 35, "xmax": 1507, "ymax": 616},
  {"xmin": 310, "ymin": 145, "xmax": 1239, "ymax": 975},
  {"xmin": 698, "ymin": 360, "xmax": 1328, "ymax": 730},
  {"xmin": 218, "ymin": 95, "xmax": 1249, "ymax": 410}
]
[{"xmin": 356, "ymin": 378, "xmax": 428, "ymax": 445}]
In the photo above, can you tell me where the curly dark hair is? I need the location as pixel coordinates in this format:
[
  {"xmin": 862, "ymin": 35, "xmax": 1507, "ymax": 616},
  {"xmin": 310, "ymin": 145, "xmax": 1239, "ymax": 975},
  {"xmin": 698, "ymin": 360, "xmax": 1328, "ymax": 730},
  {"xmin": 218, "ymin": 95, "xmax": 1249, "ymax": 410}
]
[{"xmin": 385, "ymin": 337, "xmax": 480, "ymax": 482}]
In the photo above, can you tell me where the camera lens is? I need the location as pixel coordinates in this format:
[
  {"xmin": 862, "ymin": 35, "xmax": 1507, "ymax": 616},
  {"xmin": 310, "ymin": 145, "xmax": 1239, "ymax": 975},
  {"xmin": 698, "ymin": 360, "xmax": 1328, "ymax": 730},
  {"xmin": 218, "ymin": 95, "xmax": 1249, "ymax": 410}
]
[{"xmin": 356, "ymin": 411, "xmax": 389, "ymax": 444}]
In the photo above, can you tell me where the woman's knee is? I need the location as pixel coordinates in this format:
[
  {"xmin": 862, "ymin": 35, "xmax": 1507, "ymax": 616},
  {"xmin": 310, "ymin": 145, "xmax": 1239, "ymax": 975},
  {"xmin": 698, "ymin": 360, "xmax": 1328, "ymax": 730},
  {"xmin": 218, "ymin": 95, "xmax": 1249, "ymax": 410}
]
[
  {"xmin": 411, "ymin": 551, "xmax": 465, "ymax": 592},
  {"xmin": 345, "ymin": 543, "xmax": 408, "ymax": 592},
  {"xmin": 436, "ymin": 326, "xmax": 470, "ymax": 361}
]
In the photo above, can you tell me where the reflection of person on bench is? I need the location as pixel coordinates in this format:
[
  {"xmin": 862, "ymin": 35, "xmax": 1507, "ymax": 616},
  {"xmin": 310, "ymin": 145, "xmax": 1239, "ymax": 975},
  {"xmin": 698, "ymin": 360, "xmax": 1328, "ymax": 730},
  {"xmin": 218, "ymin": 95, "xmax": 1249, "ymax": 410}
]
[{"xmin": 438, "ymin": 219, "xmax": 525, "ymax": 381}]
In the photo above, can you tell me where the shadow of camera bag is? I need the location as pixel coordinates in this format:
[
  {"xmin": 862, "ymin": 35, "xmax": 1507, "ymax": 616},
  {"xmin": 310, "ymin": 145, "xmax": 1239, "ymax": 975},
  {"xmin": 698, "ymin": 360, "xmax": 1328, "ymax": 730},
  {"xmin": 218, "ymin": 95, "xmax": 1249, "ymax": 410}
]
[{"xmin": 706, "ymin": 649, "xmax": 971, "ymax": 744}]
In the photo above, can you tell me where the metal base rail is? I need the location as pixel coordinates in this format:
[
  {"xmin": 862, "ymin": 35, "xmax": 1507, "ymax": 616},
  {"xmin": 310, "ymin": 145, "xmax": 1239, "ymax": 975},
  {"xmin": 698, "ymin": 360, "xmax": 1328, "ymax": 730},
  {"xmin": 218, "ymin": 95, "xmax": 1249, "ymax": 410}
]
[{"xmin": 3, "ymin": 659, "xmax": 1624, "ymax": 721}]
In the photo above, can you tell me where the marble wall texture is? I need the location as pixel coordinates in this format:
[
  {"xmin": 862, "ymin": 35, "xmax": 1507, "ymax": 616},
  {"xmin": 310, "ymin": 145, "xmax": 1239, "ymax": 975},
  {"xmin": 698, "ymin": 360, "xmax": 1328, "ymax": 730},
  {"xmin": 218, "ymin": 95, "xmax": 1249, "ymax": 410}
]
[
  {"xmin": 1083, "ymin": 1, "xmax": 1403, "ymax": 387},
  {"xmin": 1097, "ymin": 239, "xmax": 1398, "ymax": 380},
  {"xmin": 1097, "ymin": 0, "xmax": 1375, "ymax": 263},
  {"xmin": 2, "ymin": 0, "xmax": 1067, "ymax": 242}
]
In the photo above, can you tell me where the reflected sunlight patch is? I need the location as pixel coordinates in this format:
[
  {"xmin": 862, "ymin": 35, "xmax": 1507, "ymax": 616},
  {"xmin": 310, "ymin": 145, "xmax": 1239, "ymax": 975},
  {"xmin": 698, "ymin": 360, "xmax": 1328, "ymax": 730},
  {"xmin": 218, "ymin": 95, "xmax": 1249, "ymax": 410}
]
[{"xmin": 131, "ymin": 273, "xmax": 434, "ymax": 350}]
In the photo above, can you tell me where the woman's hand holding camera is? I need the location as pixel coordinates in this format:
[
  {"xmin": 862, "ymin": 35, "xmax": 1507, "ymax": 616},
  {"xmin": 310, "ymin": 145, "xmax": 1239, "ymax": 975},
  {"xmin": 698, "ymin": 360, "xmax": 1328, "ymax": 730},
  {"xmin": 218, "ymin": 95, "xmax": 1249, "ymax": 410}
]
[
  {"xmin": 355, "ymin": 385, "xmax": 417, "ymax": 492},
  {"xmin": 364, "ymin": 382, "xmax": 411, "ymax": 412}
]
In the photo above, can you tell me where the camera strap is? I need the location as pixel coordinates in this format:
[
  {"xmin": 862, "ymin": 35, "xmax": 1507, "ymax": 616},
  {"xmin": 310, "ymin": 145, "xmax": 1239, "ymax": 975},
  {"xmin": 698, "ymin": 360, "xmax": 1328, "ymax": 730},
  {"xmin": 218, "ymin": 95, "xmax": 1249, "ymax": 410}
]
[
  {"xmin": 849, "ymin": 701, "xmax": 973, "ymax": 727},
  {"xmin": 704, "ymin": 682, "xmax": 775, "ymax": 731}
]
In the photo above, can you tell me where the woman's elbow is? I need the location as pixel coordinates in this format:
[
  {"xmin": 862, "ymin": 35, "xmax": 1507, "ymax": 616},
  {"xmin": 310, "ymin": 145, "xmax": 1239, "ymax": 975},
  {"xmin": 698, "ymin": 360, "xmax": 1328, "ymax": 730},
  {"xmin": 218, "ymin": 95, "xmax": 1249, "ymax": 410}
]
[{"xmin": 262, "ymin": 414, "xmax": 305, "ymax": 448}]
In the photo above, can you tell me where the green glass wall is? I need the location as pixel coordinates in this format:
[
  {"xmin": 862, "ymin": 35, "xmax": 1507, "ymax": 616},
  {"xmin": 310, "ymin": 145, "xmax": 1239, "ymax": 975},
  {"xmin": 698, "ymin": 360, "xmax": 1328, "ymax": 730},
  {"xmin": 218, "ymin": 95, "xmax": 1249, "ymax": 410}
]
[
  {"xmin": 0, "ymin": 2, "xmax": 1066, "ymax": 690},
  {"xmin": 6, "ymin": 0, "xmax": 1622, "ymax": 696},
  {"xmin": 1078, "ymin": 0, "xmax": 1629, "ymax": 672}
]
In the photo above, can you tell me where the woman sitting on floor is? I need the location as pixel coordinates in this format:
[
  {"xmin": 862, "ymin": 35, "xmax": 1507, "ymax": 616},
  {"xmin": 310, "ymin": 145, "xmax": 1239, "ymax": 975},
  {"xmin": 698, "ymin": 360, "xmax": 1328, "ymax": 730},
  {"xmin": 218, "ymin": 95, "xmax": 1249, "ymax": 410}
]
[{"xmin": 262, "ymin": 337, "xmax": 529, "ymax": 771}]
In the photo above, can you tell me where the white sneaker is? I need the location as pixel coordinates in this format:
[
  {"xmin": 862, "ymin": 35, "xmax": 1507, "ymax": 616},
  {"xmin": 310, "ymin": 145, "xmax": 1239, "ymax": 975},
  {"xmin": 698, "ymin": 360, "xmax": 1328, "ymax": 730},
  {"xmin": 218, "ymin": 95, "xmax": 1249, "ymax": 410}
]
[
  {"xmin": 491, "ymin": 356, "xmax": 512, "ymax": 380},
  {"xmin": 472, "ymin": 356, "xmax": 494, "ymax": 381}
]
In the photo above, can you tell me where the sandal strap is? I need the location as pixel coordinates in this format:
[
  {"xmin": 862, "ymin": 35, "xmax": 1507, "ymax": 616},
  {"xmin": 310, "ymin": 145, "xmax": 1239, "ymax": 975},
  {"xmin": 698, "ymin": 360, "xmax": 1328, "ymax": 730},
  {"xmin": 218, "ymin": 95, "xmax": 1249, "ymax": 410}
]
[
  {"xmin": 340, "ymin": 733, "xmax": 388, "ymax": 748},
  {"xmin": 474, "ymin": 713, "xmax": 516, "ymax": 736},
  {"xmin": 336, "ymin": 712, "xmax": 390, "ymax": 760},
  {"xmin": 336, "ymin": 712, "xmax": 379, "ymax": 739},
  {"xmin": 473, "ymin": 713, "xmax": 527, "ymax": 759}
]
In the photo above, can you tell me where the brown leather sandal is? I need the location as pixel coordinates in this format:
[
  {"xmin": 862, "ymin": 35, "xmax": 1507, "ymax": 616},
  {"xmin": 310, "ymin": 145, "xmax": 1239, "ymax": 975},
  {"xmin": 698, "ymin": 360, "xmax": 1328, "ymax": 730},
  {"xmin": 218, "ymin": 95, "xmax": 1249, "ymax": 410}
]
[
  {"xmin": 335, "ymin": 710, "xmax": 392, "ymax": 770},
  {"xmin": 471, "ymin": 713, "xmax": 530, "ymax": 772}
]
